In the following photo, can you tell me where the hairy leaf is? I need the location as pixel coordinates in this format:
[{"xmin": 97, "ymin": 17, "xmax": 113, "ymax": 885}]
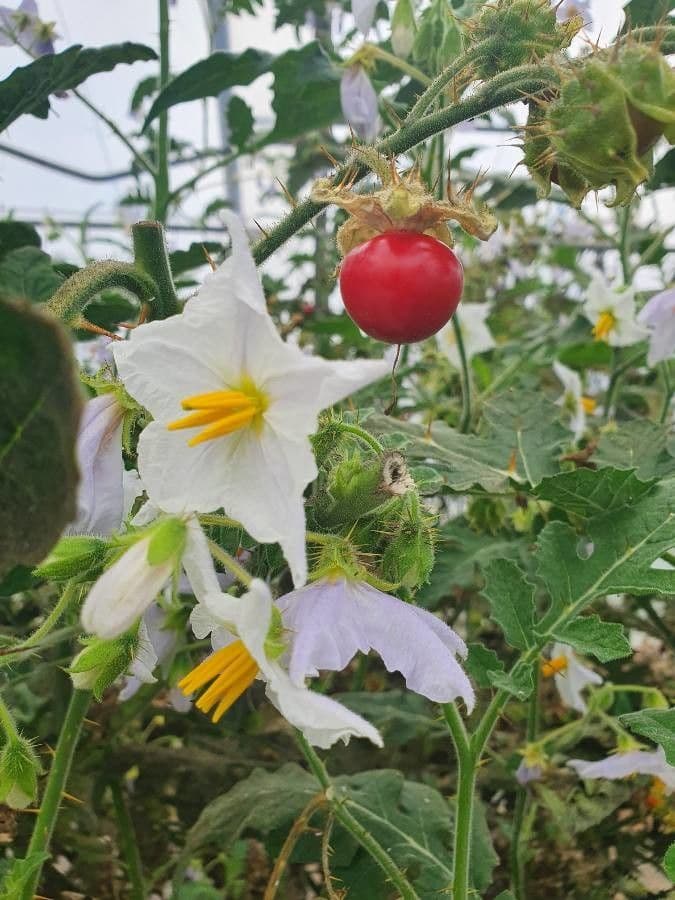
[
  {"xmin": 534, "ymin": 467, "xmax": 657, "ymax": 518},
  {"xmin": 0, "ymin": 42, "xmax": 157, "ymax": 132},
  {"xmin": 488, "ymin": 665, "xmax": 535, "ymax": 700},
  {"xmin": 483, "ymin": 559, "xmax": 536, "ymax": 651},
  {"xmin": 0, "ymin": 247, "xmax": 63, "ymax": 303},
  {"xmin": 552, "ymin": 615, "xmax": 632, "ymax": 663},
  {"xmin": 594, "ymin": 421, "xmax": 675, "ymax": 480},
  {"xmin": 0, "ymin": 300, "xmax": 82, "ymax": 576},
  {"xmin": 465, "ymin": 643, "xmax": 505, "ymax": 688}
]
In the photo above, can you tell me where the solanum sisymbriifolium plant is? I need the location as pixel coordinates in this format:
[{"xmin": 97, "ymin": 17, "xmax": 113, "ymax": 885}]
[{"xmin": 0, "ymin": 0, "xmax": 674, "ymax": 896}]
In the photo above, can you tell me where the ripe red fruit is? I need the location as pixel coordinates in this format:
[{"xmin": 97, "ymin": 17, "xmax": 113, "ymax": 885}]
[{"xmin": 339, "ymin": 231, "xmax": 464, "ymax": 344}]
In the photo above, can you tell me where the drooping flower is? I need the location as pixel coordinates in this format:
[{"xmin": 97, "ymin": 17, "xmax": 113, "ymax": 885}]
[
  {"xmin": 113, "ymin": 211, "xmax": 388, "ymax": 587},
  {"xmin": 581, "ymin": 273, "xmax": 648, "ymax": 347},
  {"xmin": 637, "ymin": 287, "xmax": 675, "ymax": 367},
  {"xmin": 435, "ymin": 303, "xmax": 495, "ymax": 370},
  {"xmin": 541, "ymin": 642, "xmax": 602, "ymax": 714},
  {"xmin": 81, "ymin": 515, "xmax": 217, "ymax": 640},
  {"xmin": 568, "ymin": 746, "xmax": 675, "ymax": 794},
  {"xmin": 179, "ymin": 580, "xmax": 383, "ymax": 749},
  {"xmin": 340, "ymin": 65, "xmax": 379, "ymax": 142},
  {"xmin": 553, "ymin": 360, "xmax": 596, "ymax": 440},
  {"xmin": 351, "ymin": 0, "xmax": 378, "ymax": 35},
  {"xmin": 516, "ymin": 743, "xmax": 548, "ymax": 785},
  {"xmin": 66, "ymin": 393, "xmax": 125, "ymax": 538},
  {"xmin": 275, "ymin": 577, "xmax": 475, "ymax": 710},
  {"xmin": 0, "ymin": 0, "xmax": 57, "ymax": 54},
  {"xmin": 119, "ymin": 603, "xmax": 175, "ymax": 700}
]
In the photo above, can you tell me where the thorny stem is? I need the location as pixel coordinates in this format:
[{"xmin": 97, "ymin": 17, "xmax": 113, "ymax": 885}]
[
  {"xmin": 296, "ymin": 733, "xmax": 420, "ymax": 899},
  {"xmin": 264, "ymin": 793, "xmax": 325, "ymax": 900},
  {"xmin": 0, "ymin": 693, "xmax": 20, "ymax": 741},
  {"xmin": 364, "ymin": 45, "xmax": 431, "ymax": 87},
  {"xmin": 153, "ymin": 0, "xmax": 172, "ymax": 222},
  {"xmin": 452, "ymin": 314, "xmax": 472, "ymax": 433},
  {"xmin": 443, "ymin": 704, "xmax": 474, "ymax": 900},
  {"xmin": 406, "ymin": 45, "xmax": 482, "ymax": 123},
  {"xmin": 207, "ymin": 539, "xmax": 253, "ymax": 587},
  {"xmin": 110, "ymin": 779, "xmax": 146, "ymax": 900},
  {"xmin": 510, "ymin": 666, "xmax": 540, "ymax": 899},
  {"xmin": 321, "ymin": 813, "xmax": 343, "ymax": 900},
  {"xmin": 23, "ymin": 689, "xmax": 92, "ymax": 900}
]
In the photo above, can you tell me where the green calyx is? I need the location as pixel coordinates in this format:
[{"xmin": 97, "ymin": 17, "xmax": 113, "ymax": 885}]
[
  {"xmin": 69, "ymin": 629, "xmax": 139, "ymax": 700},
  {"xmin": 146, "ymin": 517, "xmax": 188, "ymax": 567},
  {"xmin": 34, "ymin": 535, "xmax": 109, "ymax": 581},
  {"xmin": 465, "ymin": 0, "xmax": 582, "ymax": 80},
  {"xmin": 0, "ymin": 734, "xmax": 42, "ymax": 809},
  {"xmin": 524, "ymin": 42, "xmax": 675, "ymax": 207},
  {"xmin": 467, "ymin": 495, "xmax": 508, "ymax": 535},
  {"xmin": 264, "ymin": 606, "xmax": 286, "ymax": 661}
]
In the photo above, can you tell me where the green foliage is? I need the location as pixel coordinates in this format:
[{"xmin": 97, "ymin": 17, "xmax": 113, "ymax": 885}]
[
  {"xmin": 465, "ymin": 643, "xmax": 505, "ymax": 688},
  {"xmin": 619, "ymin": 708, "xmax": 675, "ymax": 765},
  {"xmin": 534, "ymin": 467, "xmax": 657, "ymax": 518},
  {"xmin": 0, "ymin": 300, "xmax": 82, "ymax": 578},
  {"xmin": 0, "ymin": 42, "xmax": 157, "ymax": 132},
  {"xmin": 483, "ymin": 559, "xmax": 536, "ymax": 651},
  {"xmin": 552, "ymin": 615, "xmax": 632, "ymax": 663},
  {"xmin": 664, "ymin": 843, "xmax": 675, "ymax": 882},
  {"xmin": 0, "ymin": 247, "xmax": 63, "ymax": 303},
  {"xmin": 0, "ymin": 853, "xmax": 50, "ymax": 900}
]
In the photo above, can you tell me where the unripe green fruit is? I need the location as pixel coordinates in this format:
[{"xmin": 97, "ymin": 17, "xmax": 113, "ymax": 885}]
[{"xmin": 466, "ymin": 0, "xmax": 581, "ymax": 79}]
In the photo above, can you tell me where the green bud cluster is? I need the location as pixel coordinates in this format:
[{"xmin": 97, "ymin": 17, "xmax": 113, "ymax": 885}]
[
  {"xmin": 524, "ymin": 41, "xmax": 675, "ymax": 207},
  {"xmin": 465, "ymin": 0, "xmax": 582, "ymax": 80},
  {"xmin": 467, "ymin": 495, "xmax": 508, "ymax": 535},
  {"xmin": 0, "ymin": 734, "xmax": 42, "ymax": 809},
  {"xmin": 381, "ymin": 493, "xmax": 435, "ymax": 590},
  {"xmin": 34, "ymin": 535, "xmax": 108, "ymax": 581},
  {"xmin": 69, "ymin": 630, "xmax": 139, "ymax": 700}
]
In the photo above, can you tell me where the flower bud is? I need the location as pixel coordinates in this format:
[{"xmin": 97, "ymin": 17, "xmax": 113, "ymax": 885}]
[
  {"xmin": 34, "ymin": 535, "xmax": 108, "ymax": 581},
  {"xmin": 381, "ymin": 517, "xmax": 434, "ymax": 589},
  {"xmin": 0, "ymin": 735, "xmax": 42, "ymax": 809},
  {"xmin": 69, "ymin": 631, "xmax": 139, "ymax": 700},
  {"xmin": 340, "ymin": 65, "xmax": 380, "ymax": 142},
  {"xmin": 391, "ymin": 0, "xmax": 416, "ymax": 59}
]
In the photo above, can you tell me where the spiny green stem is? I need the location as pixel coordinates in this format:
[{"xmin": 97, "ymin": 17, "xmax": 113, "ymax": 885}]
[
  {"xmin": 132, "ymin": 221, "xmax": 180, "ymax": 319},
  {"xmin": 198, "ymin": 513, "xmax": 242, "ymax": 530},
  {"xmin": 296, "ymin": 733, "xmax": 420, "ymax": 899},
  {"xmin": 110, "ymin": 780, "xmax": 146, "ymax": 900},
  {"xmin": 659, "ymin": 363, "xmax": 672, "ymax": 424},
  {"xmin": 153, "ymin": 0, "xmax": 171, "ymax": 222},
  {"xmin": 0, "ymin": 583, "xmax": 82, "ymax": 669},
  {"xmin": 452, "ymin": 314, "xmax": 472, "ymax": 433},
  {"xmin": 207, "ymin": 539, "xmax": 252, "ymax": 587},
  {"xmin": 443, "ymin": 703, "xmax": 474, "ymax": 900},
  {"xmin": 22, "ymin": 689, "xmax": 92, "ymax": 900},
  {"xmin": 603, "ymin": 348, "xmax": 644, "ymax": 422},
  {"xmin": 406, "ymin": 45, "xmax": 482, "ymax": 123},
  {"xmin": 365, "ymin": 45, "xmax": 431, "ymax": 86},
  {"xmin": 47, "ymin": 261, "xmax": 157, "ymax": 326}
]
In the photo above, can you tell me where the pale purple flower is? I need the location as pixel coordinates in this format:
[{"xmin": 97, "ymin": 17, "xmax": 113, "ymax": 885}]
[
  {"xmin": 340, "ymin": 66, "xmax": 380, "ymax": 142},
  {"xmin": 351, "ymin": 0, "xmax": 378, "ymax": 34},
  {"xmin": 276, "ymin": 577, "xmax": 475, "ymax": 710},
  {"xmin": 66, "ymin": 394, "xmax": 125, "ymax": 537},
  {"xmin": 516, "ymin": 760, "xmax": 543, "ymax": 785},
  {"xmin": 637, "ymin": 288, "xmax": 675, "ymax": 367},
  {"xmin": 0, "ymin": 0, "xmax": 56, "ymax": 54},
  {"xmin": 568, "ymin": 746, "xmax": 675, "ymax": 793}
]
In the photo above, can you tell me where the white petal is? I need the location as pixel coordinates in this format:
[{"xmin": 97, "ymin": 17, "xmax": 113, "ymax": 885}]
[
  {"xmin": 553, "ymin": 360, "xmax": 582, "ymax": 399},
  {"xmin": 81, "ymin": 537, "xmax": 174, "ymax": 639},
  {"xmin": 128, "ymin": 618, "xmax": 159, "ymax": 684},
  {"xmin": 182, "ymin": 517, "xmax": 221, "ymax": 601},
  {"xmin": 568, "ymin": 749, "xmax": 668, "ymax": 784},
  {"xmin": 340, "ymin": 66, "xmax": 379, "ymax": 142},
  {"xmin": 66, "ymin": 394, "xmax": 124, "ymax": 537},
  {"xmin": 351, "ymin": 0, "xmax": 378, "ymax": 34}
]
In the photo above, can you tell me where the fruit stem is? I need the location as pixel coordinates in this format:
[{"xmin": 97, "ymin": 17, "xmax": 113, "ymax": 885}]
[{"xmin": 452, "ymin": 313, "xmax": 472, "ymax": 433}]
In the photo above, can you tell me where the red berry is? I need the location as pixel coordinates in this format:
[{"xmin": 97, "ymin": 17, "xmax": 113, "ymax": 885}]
[{"xmin": 339, "ymin": 231, "xmax": 464, "ymax": 344}]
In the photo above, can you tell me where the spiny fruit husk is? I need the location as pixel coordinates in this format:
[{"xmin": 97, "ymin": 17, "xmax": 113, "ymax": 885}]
[
  {"xmin": 464, "ymin": 0, "xmax": 582, "ymax": 79},
  {"xmin": 311, "ymin": 151, "xmax": 497, "ymax": 257},
  {"xmin": 523, "ymin": 41, "xmax": 675, "ymax": 207}
]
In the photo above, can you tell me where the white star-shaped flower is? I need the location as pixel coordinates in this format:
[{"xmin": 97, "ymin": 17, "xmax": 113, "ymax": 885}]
[
  {"xmin": 435, "ymin": 304, "xmax": 495, "ymax": 370},
  {"xmin": 543, "ymin": 642, "xmax": 602, "ymax": 714},
  {"xmin": 582, "ymin": 273, "xmax": 648, "ymax": 347},
  {"xmin": 180, "ymin": 580, "xmax": 383, "ymax": 749},
  {"xmin": 637, "ymin": 287, "xmax": 675, "ymax": 367},
  {"xmin": 113, "ymin": 212, "xmax": 388, "ymax": 587},
  {"xmin": 553, "ymin": 360, "xmax": 597, "ymax": 441},
  {"xmin": 568, "ymin": 746, "xmax": 675, "ymax": 794}
]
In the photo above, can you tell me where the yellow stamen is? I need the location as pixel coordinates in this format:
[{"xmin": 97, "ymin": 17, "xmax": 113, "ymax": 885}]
[
  {"xmin": 541, "ymin": 655, "xmax": 568, "ymax": 678},
  {"xmin": 593, "ymin": 311, "xmax": 616, "ymax": 342},
  {"xmin": 167, "ymin": 385, "xmax": 268, "ymax": 447},
  {"xmin": 580, "ymin": 395, "xmax": 597, "ymax": 414},
  {"xmin": 178, "ymin": 641, "xmax": 259, "ymax": 723}
]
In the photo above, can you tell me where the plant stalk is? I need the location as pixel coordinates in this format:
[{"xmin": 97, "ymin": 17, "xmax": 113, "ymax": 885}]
[{"xmin": 154, "ymin": 0, "xmax": 171, "ymax": 222}]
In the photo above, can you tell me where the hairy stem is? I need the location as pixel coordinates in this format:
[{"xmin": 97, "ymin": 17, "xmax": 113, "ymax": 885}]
[
  {"xmin": 510, "ymin": 667, "xmax": 540, "ymax": 899},
  {"xmin": 23, "ymin": 689, "xmax": 92, "ymax": 900},
  {"xmin": 452, "ymin": 314, "xmax": 472, "ymax": 432},
  {"xmin": 264, "ymin": 794, "xmax": 325, "ymax": 899},
  {"xmin": 132, "ymin": 221, "xmax": 180, "ymax": 318},
  {"xmin": 444, "ymin": 703, "xmax": 474, "ymax": 900},
  {"xmin": 296, "ymin": 733, "xmax": 420, "ymax": 899},
  {"xmin": 208, "ymin": 539, "xmax": 253, "ymax": 587},
  {"xmin": 337, "ymin": 422, "xmax": 386, "ymax": 454}
]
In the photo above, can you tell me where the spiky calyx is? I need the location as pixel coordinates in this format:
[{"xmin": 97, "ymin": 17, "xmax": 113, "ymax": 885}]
[
  {"xmin": 465, "ymin": 0, "xmax": 582, "ymax": 80},
  {"xmin": 523, "ymin": 42, "xmax": 675, "ymax": 207},
  {"xmin": 311, "ymin": 152, "xmax": 497, "ymax": 257}
]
